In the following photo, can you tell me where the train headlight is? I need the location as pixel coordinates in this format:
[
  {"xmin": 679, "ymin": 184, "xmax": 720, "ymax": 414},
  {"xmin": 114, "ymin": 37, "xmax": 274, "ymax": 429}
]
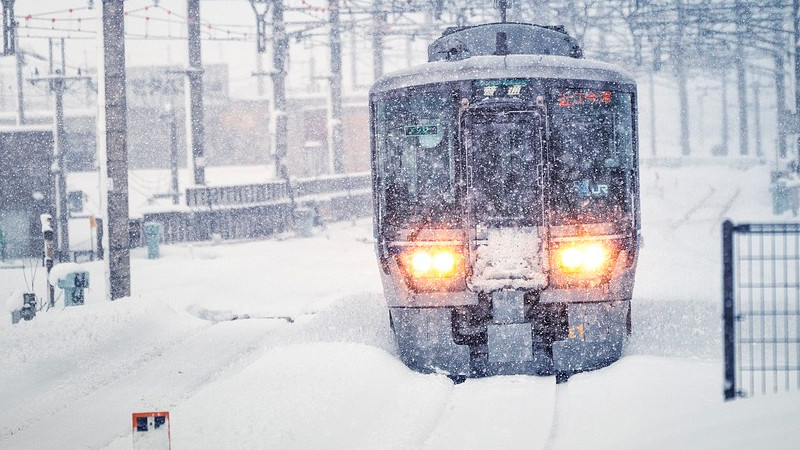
[
  {"xmin": 554, "ymin": 241, "xmax": 613, "ymax": 275},
  {"xmin": 397, "ymin": 246, "xmax": 465, "ymax": 292},
  {"xmin": 410, "ymin": 251, "xmax": 433, "ymax": 276},
  {"xmin": 432, "ymin": 251, "xmax": 456, "ymax": 274},
  {"xmin": 407, "ymin": 248, "xmax": 460, "ymax": 277}
]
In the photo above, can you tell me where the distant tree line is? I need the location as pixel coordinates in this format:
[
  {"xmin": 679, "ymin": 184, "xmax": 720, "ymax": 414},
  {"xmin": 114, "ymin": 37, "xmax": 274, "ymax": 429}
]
[{"xmin": 363, "ymin": 0, "xmax": 796, "ymax": 159}]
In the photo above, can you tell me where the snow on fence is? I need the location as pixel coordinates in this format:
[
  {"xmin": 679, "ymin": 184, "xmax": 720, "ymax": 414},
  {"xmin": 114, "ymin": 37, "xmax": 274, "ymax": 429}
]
[
  {"xmin": 138, "ymin": 173, "xmax": 372, "ymax": 245},
  {"xmin": 723, "ymin": 221, "xmax": 800, "ymax": 400}
]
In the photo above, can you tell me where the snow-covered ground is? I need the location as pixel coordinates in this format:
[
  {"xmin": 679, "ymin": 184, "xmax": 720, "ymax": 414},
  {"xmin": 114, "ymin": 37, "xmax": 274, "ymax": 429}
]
[{"xmin": 1, "ymin": 160, "xmax": 799, "ymax": 449}]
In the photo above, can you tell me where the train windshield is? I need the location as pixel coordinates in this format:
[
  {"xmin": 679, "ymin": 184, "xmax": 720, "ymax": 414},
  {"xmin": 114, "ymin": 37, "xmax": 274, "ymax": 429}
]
[
  {"xmin": 548, "ymin": 89, "xmax": 635, "ymax": 225},
  {"xmin": 373, "ymin": 87, "xmax": 460, "ymax": 229},
  {"xmin": 464, "ymin": 109, "xmax": 542, "ymax": 226}
]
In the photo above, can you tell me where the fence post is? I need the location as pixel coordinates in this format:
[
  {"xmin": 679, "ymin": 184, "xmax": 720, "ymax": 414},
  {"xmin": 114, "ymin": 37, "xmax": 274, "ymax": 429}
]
[{"xmin": 722, "ymin": 219, "xmax": 736, "ymax": 400}]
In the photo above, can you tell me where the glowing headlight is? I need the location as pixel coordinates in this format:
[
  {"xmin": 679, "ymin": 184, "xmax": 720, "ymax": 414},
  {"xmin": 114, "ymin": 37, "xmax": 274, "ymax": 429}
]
[
  {"xmin": 405, "ymin": 248, "xmax": 461, "ymax": 278},
  {"xmin": 432, "ymin": 251, "xmax": 456, "ymax": 274},
  {"xmin": 410, "ymin": 251, "xmax": 433, "ymax": 276},
  {"xmin": 556, "ymin": 241, "xmax": 611, "ymax": 274}
]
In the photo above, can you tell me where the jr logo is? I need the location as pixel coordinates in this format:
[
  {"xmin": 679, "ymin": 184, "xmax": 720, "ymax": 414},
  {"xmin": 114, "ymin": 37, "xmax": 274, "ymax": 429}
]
[{"xmin": 575, "ymin": 180, "xmax": 609, "ymax": 197}]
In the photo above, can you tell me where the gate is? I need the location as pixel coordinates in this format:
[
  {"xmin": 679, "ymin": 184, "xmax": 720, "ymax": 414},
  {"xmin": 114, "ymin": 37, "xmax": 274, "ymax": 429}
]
[{"xmin": 723, "ymin": 220, "xmax": 800, "ymax": 400}]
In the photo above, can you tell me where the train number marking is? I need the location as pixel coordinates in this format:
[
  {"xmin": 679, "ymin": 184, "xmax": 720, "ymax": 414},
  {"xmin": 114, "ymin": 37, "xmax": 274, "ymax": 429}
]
[{"xmin": 568, "ymin": 323, "xmax": 586, "ymax": 340}]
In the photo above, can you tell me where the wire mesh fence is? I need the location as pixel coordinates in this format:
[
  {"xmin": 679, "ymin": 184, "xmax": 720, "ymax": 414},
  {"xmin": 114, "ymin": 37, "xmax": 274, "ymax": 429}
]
[{"xmin": 723, "ymin": 221, "xmax": 800, "ymax": 400}]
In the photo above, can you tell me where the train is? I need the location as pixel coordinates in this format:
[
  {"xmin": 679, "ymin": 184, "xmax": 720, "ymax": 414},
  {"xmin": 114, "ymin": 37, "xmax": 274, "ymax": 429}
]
[{"xmin": 369, "ymin": 21, "xmax": 640, "ymax": 382}]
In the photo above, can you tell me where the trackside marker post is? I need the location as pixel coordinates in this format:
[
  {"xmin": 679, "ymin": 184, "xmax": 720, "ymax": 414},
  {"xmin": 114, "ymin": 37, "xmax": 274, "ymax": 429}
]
[{"xmin": 132, "ymin": 411, "xmax": 170, "ymax": 449}]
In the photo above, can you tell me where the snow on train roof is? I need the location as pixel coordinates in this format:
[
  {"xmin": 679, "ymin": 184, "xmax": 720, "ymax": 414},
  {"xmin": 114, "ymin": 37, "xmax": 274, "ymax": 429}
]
[{"xmin": 370, "ymin": 54, "xmax": 635, "ymax": 95}]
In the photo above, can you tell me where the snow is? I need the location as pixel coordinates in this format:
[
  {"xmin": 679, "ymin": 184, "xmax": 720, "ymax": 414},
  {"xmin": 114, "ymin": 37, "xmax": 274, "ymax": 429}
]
[
  {"xmin": 4, "ymin": 289, "xmax": 24, "ymax": 313},
  {"xmin": 1, "ymin": 160, "xmax": 798, "ymax": 449},
  {"xmin": 471, "ymin": 227, "xmax": 547, "ymax": 291},
  {"xmin": 47, "ymin": 262, "xmax": 85, "ymax": 286}
]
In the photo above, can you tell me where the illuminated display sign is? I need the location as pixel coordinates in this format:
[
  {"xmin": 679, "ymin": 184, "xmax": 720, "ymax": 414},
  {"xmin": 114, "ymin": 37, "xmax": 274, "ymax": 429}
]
[
  {"xmin": 473, "ymin": 79, "xmax": 527, "ymax": 97},
  {"xmin": 405, "ymin": 125, "xmax": 439, "ymax": 136},
  {"xmin": 556, "ymin": 90, "xmax": 612, "ymax": 107}
]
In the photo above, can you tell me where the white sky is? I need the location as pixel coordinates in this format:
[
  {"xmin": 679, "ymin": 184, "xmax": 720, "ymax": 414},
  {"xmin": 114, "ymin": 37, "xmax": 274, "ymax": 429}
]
[{"xmin": 11, "ymin": 0, "xmax": 425, "ymax": 99}]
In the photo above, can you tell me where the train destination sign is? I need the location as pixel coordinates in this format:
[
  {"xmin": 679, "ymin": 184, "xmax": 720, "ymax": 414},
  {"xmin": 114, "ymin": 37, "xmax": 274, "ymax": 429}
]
[
  {"xmin": 556, "ymin": 90, "xmax": 612, "ymax": 107},
  {"xmin": 473, "ymin": 79, "xmax": 528, "ymax": 97}
]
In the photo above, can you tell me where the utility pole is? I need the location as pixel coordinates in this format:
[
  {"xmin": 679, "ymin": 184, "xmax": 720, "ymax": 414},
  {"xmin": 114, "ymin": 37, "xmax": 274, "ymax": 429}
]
[
  {"xmin": 102, "ymin": 0, "xmax": 130, "ymax": 300},
  {"xmin": 753, "ymin": 81, "xmax": 763, "ymax": 158},
  {"xmin": 372, "ymin": 0, "xmax": 384, "ymax": 81},
  {"xmin": 795, "ymin": 0, "xmax": 800, "ymax": 168},
  {"xmin": 2, "ymin": 0, "xmax": 24, "ymax": 124},
  {"xmin": 329, "ymin": 0, "xmax": 344, "ymax": 173},
  {"xmin": 162, "ymin": 103, "xmax": 180, "ymax": 205},
  {"xmin": 186, "ymin": 0, "xmax": 206, "ymax": 186},
  {"xmin": 675, "ymin": 0, "xmax": 691, "ymax": 156},
  {"xmin": 735, "ymin": 0, "xmax": 749, "ymax": 156},
  {"xmin": 29, "ymin": 66, "xmax": 89, "ymax": 262},
  {"xmin": 775, "ymin": 52, "xmax": 788, "ymax": 160},
  {"xmin": 2, "ymin": 0, "xmax": 15, "ymax": 55},
  {"xmin": 252, "ymin": 0, "xmax": 288, "ymax": 178},
  {"xmin": 272, "ymin": 0, "xmax": 288, "ymax": 178},
  {"xmin": 250, "ymin": 1, "xmax": 269, "ymax": 98},
  {"xmin": 14, "ymin": 51, "xmax": 24, "ymax": 125},
  {"xmin": 721, "ymin": 70, "xmax": 730, "ymax": 155}
]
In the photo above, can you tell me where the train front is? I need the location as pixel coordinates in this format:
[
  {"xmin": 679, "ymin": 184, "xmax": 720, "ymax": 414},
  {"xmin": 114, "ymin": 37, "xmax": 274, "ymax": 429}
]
[{"xmin": 369, "ymin": 23, "xmax": 640, "ymax": 380}]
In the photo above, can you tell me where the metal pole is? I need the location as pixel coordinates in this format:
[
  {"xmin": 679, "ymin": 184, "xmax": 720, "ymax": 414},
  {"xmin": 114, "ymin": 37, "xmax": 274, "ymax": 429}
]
[
  {"xmin": 329, "ymin": 0, "xmax": 344, "ymax": 173},
  {"xmin": 169, "ymin": 107, "xmax": 179, "ymax": 205},
  {"xmin": 753, "ymin": 82, "xmax": 763, "ymax": 158},
  {"xmin": 1, "ymin": 0, "xmax": 15, "ymax": 55},
  {"xmin": 649, "ymin": 70, "xmax": 656, "ymax": 157},
  {"xmin": 256, "ymin": 51, "xmax": 265, "ymax": 98},
  {"xmin": 102, "ymin": 0, "xmax": 130, "ymax": 300},
  {"xmin": 60, "ymin": 38, "xmax": 66, "ymax": 75},
  {"xmin": 675, "ymin": 0, "xmax": 690, "ymax": 156},
  {"xmin": 48, "ymin": 38, "xmax": 53, "ymax": 76},
  {"xmin": 250, "ymin": 1, "xmax": 269, "ymax": 97},
  {"xmin": 775, "ymin": 52, "xmax": 787, "ymax": 160},
  {"xmin": 722, "ymin": 70, "xmax": 730, "ymax": 155},
  {"xmin": 795, "ymin": 0, "xmax": 800, "ymax": 166},
  {"xmin": 722, "ymin": 220, "xmax": 736, "ymax": 400},
  {"xmin": 372, "ymin": 0, "xmax": 384, "ymax": 81},
  {"xmin": 735, "ymin": 0, "xmax": 749, "ymax": 156},
  {"xmin": 15, "ymin": 50, "xmax": 24, "ymax": 125},
  {"xmin": 53, "ymin": 73, "xmax": 69, "ymax": 262},
  {"xmin": 272, "ymin": 0, "xmax": 288, "ymax": 178},
  {"xmin": 349, "ymin": 18, "xmax": 358, "ymax": 89},
  {"xmin": 41, "ymin": 214, "xmax": 55, "ymax": 308},
  {"xmin": 186, "ymin": 0, "xmax": 206, "ymax": 186}
]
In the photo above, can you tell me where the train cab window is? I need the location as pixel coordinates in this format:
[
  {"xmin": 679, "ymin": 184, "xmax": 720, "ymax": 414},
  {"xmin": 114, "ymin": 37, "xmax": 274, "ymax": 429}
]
[
  {"xmin": 464, "ymin": 110, "xmax": 542, "ymax": 225},
  {"xmin": 548, "ymin": 89, "xmax": 635, "ymax": 225},
  {"xmin": 374, "ymin": 88, "xmax": 459, "ymax": 228}
]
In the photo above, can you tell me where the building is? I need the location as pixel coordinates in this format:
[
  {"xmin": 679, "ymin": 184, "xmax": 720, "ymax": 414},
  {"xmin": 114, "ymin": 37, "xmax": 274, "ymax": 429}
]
[{"xmin": 0, "ymin": 127, "xmax": 54, "ymax": 258}]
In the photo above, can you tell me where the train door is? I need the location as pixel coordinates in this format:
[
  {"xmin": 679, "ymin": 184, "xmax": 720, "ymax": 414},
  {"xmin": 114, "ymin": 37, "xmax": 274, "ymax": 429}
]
[{"xmin": 463, "ymin": 109, "xmax": 544, "ymax": 228}]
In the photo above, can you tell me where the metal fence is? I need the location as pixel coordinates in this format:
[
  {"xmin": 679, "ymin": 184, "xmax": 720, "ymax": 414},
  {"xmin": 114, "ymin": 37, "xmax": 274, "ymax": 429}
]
[
  {"xmin": 723, "ymin": 220, "xmax": 800, "ymax": 400},
  {"xmin": 138, "ymin": 172, "xmax": 373, "ymax": 245}
]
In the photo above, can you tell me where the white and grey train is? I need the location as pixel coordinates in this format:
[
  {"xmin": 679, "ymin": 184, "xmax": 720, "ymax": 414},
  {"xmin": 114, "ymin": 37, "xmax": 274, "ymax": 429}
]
[{"xmin": 369, "ymin": 22, "xmax": 640, "ymax": 381}]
